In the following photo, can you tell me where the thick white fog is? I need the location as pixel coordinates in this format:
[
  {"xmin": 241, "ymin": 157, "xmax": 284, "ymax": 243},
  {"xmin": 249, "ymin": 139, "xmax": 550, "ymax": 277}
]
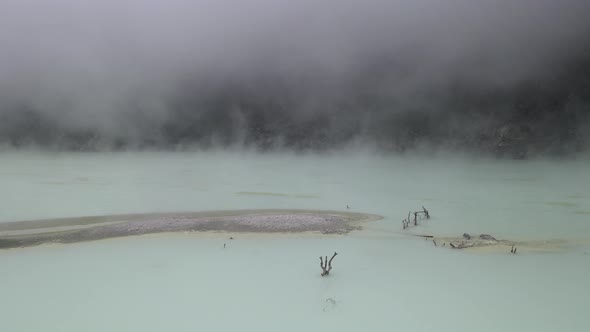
[{"xmin": 1, "ymin": 1, "xmax": 589, "ymax": 154}]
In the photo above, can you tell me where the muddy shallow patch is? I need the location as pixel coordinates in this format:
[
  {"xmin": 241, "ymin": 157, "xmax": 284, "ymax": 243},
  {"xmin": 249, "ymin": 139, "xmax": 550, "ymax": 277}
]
[
  {"xmin": 0, "ymin": 209, "xmax": 382, "ymax": 249},
  {"xmin": 414, "ymin": 233, "xmax": 582, "ymax": 254}
]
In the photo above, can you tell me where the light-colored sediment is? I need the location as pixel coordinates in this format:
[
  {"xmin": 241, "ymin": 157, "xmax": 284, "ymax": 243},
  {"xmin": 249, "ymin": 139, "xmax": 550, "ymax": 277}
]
[
  {"xmin": 419, "ymin": 233, "xmax": 579, "ymax": 253},
  {"xmin": 0, "ymin": 209, "xmax": 382, "ymax": 249},
  {"xmin": 463, "ymin": 242, "xmax": 566, "ymax": 254}
]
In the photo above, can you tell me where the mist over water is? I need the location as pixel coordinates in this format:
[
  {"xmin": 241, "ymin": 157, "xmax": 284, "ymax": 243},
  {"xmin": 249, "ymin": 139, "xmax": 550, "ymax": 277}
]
[
  {"xmin": 1, "ymin": 0, "xmax": 589, "ymax": 156},
  {"xmin": 1, "ymin": 2, "xmax": 590, "ymax": 331}
]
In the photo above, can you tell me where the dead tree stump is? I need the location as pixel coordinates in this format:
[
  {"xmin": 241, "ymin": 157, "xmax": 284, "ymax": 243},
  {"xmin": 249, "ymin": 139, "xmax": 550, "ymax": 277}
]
[{"xmin": 320, "ymin": 252, "xmax": 338, "ymax": 276}]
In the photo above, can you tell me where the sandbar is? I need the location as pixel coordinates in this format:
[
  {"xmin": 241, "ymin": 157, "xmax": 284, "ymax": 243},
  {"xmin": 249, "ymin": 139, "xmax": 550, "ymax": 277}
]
[{"xmin": 0, "ymin": 209, "xmax": 383, "ymax": 249}]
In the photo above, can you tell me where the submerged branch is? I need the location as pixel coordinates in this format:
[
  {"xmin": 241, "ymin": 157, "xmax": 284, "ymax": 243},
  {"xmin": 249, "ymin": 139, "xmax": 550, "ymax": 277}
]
[{"xmin": 401, "ymin": 206, "xmax": 432, "ymax": 230}]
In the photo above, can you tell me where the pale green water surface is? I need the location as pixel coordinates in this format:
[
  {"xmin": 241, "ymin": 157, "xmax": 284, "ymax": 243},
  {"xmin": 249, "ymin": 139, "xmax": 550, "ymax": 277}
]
[{"xmin": 0, "ymin": 151, "xmax": 589, "ymax": 331}]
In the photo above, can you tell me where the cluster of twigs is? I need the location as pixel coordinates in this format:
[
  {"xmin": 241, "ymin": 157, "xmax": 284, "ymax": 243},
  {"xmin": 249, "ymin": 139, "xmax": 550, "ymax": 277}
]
[{"xmin": 402, "ymin": 206, "xmax": 430, "ymax": 230}]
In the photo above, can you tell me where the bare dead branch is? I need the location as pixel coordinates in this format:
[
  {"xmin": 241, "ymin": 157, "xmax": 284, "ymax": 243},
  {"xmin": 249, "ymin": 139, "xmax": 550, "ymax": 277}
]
[
  {"xmin": 328, "ymin": 252, "xmax": 338, "ymax": 267},
  {"xmin": 402, "ymin": 207, "xmax": 431, "ymax": 229},
  {"xmin": 422, "ymin": 206, "xmax": 430, "ymax": 219},
  {"xmin": 320, "ymin": 252, "xmax": 338, "ymax": 276}
]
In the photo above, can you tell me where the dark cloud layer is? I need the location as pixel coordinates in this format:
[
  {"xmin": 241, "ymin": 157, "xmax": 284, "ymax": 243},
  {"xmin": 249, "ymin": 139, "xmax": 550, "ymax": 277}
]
[{"xmin": 1, "ymin": 0, "xmax": 589, "ymax": 156}]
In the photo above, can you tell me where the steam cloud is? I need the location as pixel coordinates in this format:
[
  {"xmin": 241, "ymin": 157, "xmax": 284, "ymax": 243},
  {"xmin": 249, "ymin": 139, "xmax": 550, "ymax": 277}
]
[{"xmin": 1, "ymin": 0, "xmax": 589, "ymax": 156}]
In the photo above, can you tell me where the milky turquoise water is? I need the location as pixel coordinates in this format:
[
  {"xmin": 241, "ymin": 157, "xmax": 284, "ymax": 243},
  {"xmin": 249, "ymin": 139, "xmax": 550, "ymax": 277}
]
[{"xmin": 0, "ymin": 151, "xmax": 589, "ymax": 331}]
